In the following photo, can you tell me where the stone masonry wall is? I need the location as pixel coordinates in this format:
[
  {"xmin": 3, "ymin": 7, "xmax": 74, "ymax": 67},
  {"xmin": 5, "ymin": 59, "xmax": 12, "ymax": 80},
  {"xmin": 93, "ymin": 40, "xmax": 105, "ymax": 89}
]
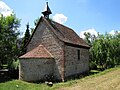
[
  {"xmin": 19, "ymin": 58, "xmax": 54, "ymax": 82},
  {"xmin": 27, "ymin": 20, "xmax": 45, "ymax": 52},
  {"xmin": 26, "ymin": 20, "xmax": 65, "ymax": 81},
  {"xmin": 64, "ymin": 45, "xmax": 89, "ymax": 78},
  {"xmin": 25, "ymin": 18, "xmax": 89, "ymax": 81},
  {"xmin": 41, "ymin": 28, "xmax": 65, "ymax": 81}
]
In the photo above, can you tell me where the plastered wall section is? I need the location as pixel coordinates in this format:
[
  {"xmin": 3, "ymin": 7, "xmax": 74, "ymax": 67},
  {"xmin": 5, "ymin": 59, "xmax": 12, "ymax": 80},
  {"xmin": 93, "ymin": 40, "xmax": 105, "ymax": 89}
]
[
  {"xmin": 19, "ymin": 58, "xmax": 54, "ymax": 82},
  {"xmin": 64, "ymin": 45, "xmax": 89, "ymax": 77}
]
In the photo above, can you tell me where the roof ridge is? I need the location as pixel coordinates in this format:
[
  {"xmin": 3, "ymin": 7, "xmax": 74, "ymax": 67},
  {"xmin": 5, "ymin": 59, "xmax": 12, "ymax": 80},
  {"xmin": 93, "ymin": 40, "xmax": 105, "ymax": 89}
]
[
  {"xmin": 43, "ymin": 17, "xmax": 90, "ymax": 48},
  {"xmin": 40, "ymin": 45, "xmax": 54, "ymax": 58},
  {"xmin": 48, "ymin": 20, "xmax": 66, "ymax": 38},
  {"xmin": 25, "ymin": 16, "xmax": 90, "ymax": 49},
  {"xmin": 51, "ymin": 20, "xmax": 75, "ymax": 33}
]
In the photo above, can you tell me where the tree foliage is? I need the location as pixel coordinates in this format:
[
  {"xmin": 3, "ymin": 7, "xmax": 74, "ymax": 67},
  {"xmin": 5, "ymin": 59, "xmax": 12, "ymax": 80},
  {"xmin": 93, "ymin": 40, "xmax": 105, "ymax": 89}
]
[
  {"xmin": 0, "ymin": 14, "xmax": 20, "ymax": 68},
  {"xmin": 84, "ymin": 32, "xmax": 120, "ymax": 70},
  {"xmin": 34, "ymin": 17, "xmax": 40, "ymax": 26},
  {"xmin": 21, "ymin": 23, "xmax": 30, "ymax": 54}
]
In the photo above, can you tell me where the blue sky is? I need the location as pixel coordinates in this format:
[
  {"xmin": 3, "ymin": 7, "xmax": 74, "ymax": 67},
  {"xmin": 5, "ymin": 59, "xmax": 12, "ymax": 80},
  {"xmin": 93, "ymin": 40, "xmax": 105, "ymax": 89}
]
[{"xmin": 0, "ymin": 0, "xmax": 120, "ymax": 37}]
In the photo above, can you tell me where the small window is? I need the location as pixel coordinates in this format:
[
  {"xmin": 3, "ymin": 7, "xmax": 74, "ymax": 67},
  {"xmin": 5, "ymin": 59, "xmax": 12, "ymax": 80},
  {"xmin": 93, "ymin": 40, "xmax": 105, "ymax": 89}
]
[{"xmin": 78, "ymin": 50, "xmax": 80, "ymax": 60}]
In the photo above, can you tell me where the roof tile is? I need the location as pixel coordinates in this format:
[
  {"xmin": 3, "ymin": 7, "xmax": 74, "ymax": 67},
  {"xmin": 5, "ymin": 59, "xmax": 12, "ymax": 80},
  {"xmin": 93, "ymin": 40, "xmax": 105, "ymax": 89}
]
[
  {"xmin": 47, "ymin": 19, "xmax": 90, "ymax": 48},
  {"xmin": 19, "ymin": 45, "xmax": 53, "ymax": 59}
]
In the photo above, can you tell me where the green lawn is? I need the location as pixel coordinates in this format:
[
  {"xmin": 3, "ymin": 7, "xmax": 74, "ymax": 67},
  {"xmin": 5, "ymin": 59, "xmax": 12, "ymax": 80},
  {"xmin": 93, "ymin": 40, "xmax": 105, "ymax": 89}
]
[
  {"xmin": 0, "ymin": 80, "xmax": 51, "ymax": 90},
  {"xmin": 0, "ymin": 66, "xmax": 120, "ymax": 90}
]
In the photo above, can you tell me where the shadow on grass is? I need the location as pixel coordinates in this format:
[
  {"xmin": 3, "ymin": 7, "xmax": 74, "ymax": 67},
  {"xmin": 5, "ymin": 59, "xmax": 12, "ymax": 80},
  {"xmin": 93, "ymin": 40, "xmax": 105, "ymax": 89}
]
[
  {"xmin": 0, "ymin": 69, "xmax": 100, "ymax": 84},
  {"xmin": 28, "ymin": 70, "xmax": 101, "ymax": 84},
  {"xmin": 64, "ymin": 70, "xmax": 100, "ymax": 82}
]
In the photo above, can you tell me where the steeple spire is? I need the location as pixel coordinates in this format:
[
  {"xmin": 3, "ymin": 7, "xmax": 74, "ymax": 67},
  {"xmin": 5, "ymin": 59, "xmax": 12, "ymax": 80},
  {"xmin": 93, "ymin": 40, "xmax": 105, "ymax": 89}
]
[{"xmin": 42, "ymin": 2, "xmax": 52, "ymax": 19}]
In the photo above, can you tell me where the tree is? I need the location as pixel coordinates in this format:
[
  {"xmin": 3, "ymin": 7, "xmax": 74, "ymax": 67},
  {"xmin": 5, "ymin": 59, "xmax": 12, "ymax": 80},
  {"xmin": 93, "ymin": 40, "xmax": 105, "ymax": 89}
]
[
  {"xmin": 34, "ymin": 17, "xmax": 40, "ymax": 26},
  {"xmin": 30, "ymin": 17, "xmax": 40, "ymax": 34},
  {"xmin": 21, "ymin": 23, "xmax": 30, "ymax": 54},
  {"xmin": 84, "ymin": 32, "xmax": 120, "ymax": 70},
  {"xmin": 0, "ymin": 14, "xmax": 21, "ymax": 68},
  {"xmin": 84, "ymin": 32, "xmax": 97, "ymax": 46}
]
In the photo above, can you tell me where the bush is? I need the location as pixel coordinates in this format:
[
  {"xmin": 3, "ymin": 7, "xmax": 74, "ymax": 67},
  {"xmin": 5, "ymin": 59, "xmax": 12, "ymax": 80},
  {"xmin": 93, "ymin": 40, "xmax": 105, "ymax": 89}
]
[{"xmin": 89, "ymin": 62, "xmax": 97, "ymax": 70}]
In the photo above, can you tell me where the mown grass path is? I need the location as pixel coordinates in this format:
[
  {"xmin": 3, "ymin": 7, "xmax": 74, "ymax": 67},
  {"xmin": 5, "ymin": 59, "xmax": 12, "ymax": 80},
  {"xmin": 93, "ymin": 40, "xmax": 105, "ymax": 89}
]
[{"xmin": 58, "ymin": 67, "xmax": 120, "ymax": 90}]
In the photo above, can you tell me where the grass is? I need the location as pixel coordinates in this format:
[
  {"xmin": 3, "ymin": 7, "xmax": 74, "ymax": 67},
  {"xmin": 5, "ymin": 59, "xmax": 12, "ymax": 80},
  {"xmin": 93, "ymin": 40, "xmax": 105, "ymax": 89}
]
[
  {"xmin": 55, "ymin": 66, "xmax": 120, "ymax": 90},
  {"xmin": 0, "ymin": 80, "xmax": 50, "ymax": 90},
  {"xmin": 0, "ymin": 66, "xmax": 120, "ymax": 90}
]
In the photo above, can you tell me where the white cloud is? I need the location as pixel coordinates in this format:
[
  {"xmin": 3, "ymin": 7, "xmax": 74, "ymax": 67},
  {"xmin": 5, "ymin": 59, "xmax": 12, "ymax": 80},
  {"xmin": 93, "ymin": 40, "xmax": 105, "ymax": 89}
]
[
  {"xmin": 109, "ymin": 30, "xmax": 120, "ymax": 35},
  {"xmin": 52, "ymin": 14, "xmax": 67, "ymax": 24},
  {"xmin": 80, "ymin": 28, "xmax": 98, "ymax": 39},
  {"xmin": 0, "ymin": 1, "xmax": 12, "ymax": 16},
  {"xmin": 109, "ymin": 30, "xmax": 115, "ymax": 35}
]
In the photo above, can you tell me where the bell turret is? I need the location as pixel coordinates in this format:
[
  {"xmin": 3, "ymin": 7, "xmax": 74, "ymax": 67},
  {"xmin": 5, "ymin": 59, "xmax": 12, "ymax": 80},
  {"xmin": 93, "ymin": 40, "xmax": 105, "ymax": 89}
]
[{"xmin": 42, "ymin": 2, "xmax": 52, "ymax": 19}]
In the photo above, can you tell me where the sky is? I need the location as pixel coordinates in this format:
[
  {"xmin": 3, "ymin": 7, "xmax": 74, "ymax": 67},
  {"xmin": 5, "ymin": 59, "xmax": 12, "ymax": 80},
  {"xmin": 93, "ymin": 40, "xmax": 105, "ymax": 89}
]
[{"xmin": 0, "ymin": 0, "xmax": 120, "ymax": 38}]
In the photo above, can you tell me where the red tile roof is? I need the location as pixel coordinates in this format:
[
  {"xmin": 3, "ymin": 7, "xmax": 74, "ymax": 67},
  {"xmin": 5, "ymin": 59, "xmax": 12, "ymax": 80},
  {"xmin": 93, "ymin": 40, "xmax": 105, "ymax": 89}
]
[
  {"xmin": 19, "ymin": 45, "xmax": 53, "ymax": 59},
  {"xmin": 48, "ymin": 20, "xmax": 90, "ymax": 48},
  {"xmin": 25, "ymin": 17, "xmax": 90, "ymax": 49}
]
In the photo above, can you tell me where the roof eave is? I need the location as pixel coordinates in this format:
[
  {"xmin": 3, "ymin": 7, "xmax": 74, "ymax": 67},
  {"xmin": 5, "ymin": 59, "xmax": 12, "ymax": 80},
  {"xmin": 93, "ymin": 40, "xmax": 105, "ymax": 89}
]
[
  {"xmin": 19, "ymin": 57, "xmax": 54, "ymax": 59},
  {"xmin": 64, "ymin": 41, "xmax": 90, "ymax": 49}
]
